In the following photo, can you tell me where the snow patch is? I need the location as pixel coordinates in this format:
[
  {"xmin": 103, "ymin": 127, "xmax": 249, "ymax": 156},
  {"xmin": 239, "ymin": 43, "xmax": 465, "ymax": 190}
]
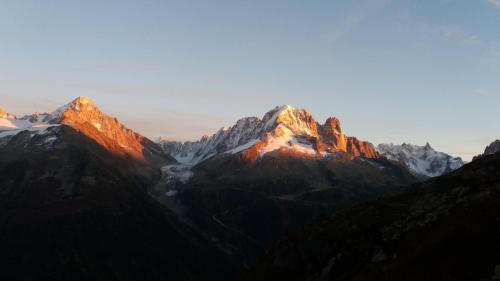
[
  {"xmin": 165, "ymin": 190, "xmax": 178, "ymax": 197},
  {"xmin": 226, "ymin": 139, "xmax": 260, "ymax": 154},
  {"xmin": 260, "ymin": 125, "xmax": 317, "ymax": 157},
  {"xmin": 0, "ymin": 115, "xmax": 59, "ymax": 138},
  {"xmin": 92, "ymin": 121, "xmax": 102, "ymax": 130}
]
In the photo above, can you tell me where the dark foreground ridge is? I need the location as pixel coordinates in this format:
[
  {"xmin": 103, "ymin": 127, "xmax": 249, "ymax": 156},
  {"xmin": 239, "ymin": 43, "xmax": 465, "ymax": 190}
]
[
  {"xmin": 245, "ymin": 151, "xmax": 500, "ymax": 281},
  {"xmin": 0, "ymin": 125, "xmax": 235, "ymax": 281}
]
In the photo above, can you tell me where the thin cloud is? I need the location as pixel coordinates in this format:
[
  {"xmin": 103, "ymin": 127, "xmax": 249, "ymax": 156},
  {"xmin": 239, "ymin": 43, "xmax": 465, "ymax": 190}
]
[
  {"xmin": 475, "ymin": 43, "xmax": 500, "ymax": 67},
  {"xmin": 69, "ymin": 63, "xmax": 163, "ymax": 73},
  {"xmin": 434, "ymin": 26, "xmax": 482, "ymax": 45},
  {"xmin": 326, "ymin": 0, "xmax": 391, "ymax": 43},
  {"xmin": 487, "ymin": 0, "xmax": 500, "ymax": 9},
  {"xmin": 472, "ymin": 88, "xmax": 498, "ymax": 98}
]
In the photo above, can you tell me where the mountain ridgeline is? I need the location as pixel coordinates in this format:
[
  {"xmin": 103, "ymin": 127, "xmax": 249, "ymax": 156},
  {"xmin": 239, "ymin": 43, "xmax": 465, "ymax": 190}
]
[
  {"xmin": 0, "ymin": 97, "xmax": 234, "ymax": 281},
  {"xmin": 159, "ymin": 105, "xmax": 379, "ymax": 165},
  {"xmin": 0, "ymin": 98, "xmax": 482, "ymax": 281}
]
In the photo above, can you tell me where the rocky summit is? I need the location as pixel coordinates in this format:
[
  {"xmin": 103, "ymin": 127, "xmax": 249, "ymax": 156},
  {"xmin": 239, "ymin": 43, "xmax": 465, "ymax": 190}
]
[
  {"xmin": 0, "ymin": 96, "xmax": 172, "ymax": 166},
  {"xmin": 50, "ymin": 96, "xmax": 170, "ymax": 164},
  {"xmin": 474, "ymin": 139, "xmax": 500, "ymax": 160},
  {"xmin": 159, "ymin": 105, "xmax": 379, "ymax": 165},
  {"xmin": 484, "ymin": 140, "xmax": 500, "ymax": 155}
]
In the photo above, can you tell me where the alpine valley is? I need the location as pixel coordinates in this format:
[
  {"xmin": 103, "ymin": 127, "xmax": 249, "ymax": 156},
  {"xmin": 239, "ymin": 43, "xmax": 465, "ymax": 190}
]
[{"xmin": 0, "ymin": 97, "xmax": 493, "ymax": 281}]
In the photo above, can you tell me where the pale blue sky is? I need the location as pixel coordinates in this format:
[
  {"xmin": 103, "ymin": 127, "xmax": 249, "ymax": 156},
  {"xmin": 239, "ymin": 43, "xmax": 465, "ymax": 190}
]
[{"xmin": 1, "ymin": 0, "xmax": 500, "ymax": 160}]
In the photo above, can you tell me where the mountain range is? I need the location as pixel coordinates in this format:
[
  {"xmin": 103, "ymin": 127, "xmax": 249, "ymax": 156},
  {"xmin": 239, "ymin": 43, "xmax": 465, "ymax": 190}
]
[
  {"xmin": 158, "ymin": 105, "xmax": 464, "ymax": 179},
  {"xmin": 154, "ymin": 104, "xmax": 418, "ymax": 266},
  {"xmin": 0, "ymin": 97, "xmax": 495, "ymax": 281}
]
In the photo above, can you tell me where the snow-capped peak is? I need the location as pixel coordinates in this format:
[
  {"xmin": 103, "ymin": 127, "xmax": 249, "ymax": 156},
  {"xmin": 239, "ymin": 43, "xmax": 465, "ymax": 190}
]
[
  {"xmin": 50, "ymin": 96, "xmax": 97, "ymax": 119},
  {"xmin": 0, "ymin": 97, "xmax": 102, "ymax": 140},
  {"xmin": 159, "ymin": 105, "xmax": 379, "ymax": 165},
  {"xmin": 377, "ymin": 143, "xmax": 465, "ymax": 179},
  {"xmin": 268, "ymin": 105, "xmax": 319, "ymax": 137},
  {"xmin": 68, "ymin": 96, "xmax": 95, "ymax": 111},
  {"xmin": 1, "ymin": 97, "xmax": 168, "ymax": 163}
]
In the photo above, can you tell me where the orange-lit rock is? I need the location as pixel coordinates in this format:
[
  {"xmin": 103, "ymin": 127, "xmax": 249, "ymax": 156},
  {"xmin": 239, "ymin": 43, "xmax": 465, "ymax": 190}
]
[
  {"xmin": 274, "ymin": 106, "xmax": 319, "ymax": 137},
  {"xmin": 0, "ymin": 107, "xmax": 16, "ymax": 119},
  {"xmin": 346, "ymin": 136, "xmax": 380, "ymax": 158},
  {"xmin": 239, "ymin": 114, "xmax": 379, "ymax": 163},
  {"xmin": 0, "ymin": 107, "xmax": 6, "ymax": 118},
  {"xmin": 51, "ymin": 97, "xmax": 170, "ymax": 165},
  {"xmin": 160, "ymin": 105, "xmax": 380, "ymax": 164},
  {"xmin": 319, "ymin": 117, "xmax": 347, "ymax": 151}
]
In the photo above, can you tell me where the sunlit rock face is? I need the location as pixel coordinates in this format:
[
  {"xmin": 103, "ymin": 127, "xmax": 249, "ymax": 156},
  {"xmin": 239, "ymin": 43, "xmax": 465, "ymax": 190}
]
[
  {"xmin": 0, "ymin": 97, "xmax": 172, "ymax": 166},
  {"xmin": 319, "ymin": 117, "xmax": 347, "ymax": 150},
  {"xmin": 49, "ymin": 97, "xmax": 146, "ymax": 158},
  {"xmin": 0, "ymin": 107, "xmax": 16, "ymax": 119},
  {"xmin": 273, "ymin": 105, "xmax": 319, "ymax": 138},
  {"xmin": 0, "ymin": 107, "xmax": 7, "ymax": 118},
  {"xmin": 345, "ymin": 136, "xmax": 380, "ymax": 158},
  {"xmin": 55, "ymin": 97, "xmax": 171, "ymax": 165},
  {"xmin": 159, "ymin": 105, "xmax": 380, "ymax": 165}
]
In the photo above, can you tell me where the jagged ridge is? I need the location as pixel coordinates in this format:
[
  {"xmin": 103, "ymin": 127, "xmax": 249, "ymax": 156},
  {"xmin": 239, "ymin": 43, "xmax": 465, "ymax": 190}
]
[
  {"xmin": 377, "ymin": 142, "xmax": 465, "ymax": 179},
  {"xmin": 474, "ymin": 139, "xmax": 500, "ymax": 160},
  {"xmin": 0, "ymin": 96, "xmax": 172, "ymax": 165},
  {"xmin": 159, "ymin": 105, "xmax": 378, "ymax": 165}
]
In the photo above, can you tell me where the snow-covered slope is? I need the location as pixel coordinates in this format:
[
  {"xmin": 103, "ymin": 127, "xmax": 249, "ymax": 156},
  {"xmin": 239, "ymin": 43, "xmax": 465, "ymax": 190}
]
[
  {"xmin": 376, "ymin": 143, "xmax": 465, "ymax": 179},
  {"xmin": 0, "ymin": 98, "xmax": 103, "ymax": 142},
  {"xmin": 159, "ymin": 105, "xmax": 379, "ymax": 165},
  {"xmin": 0, "ymin": 97, "xmax": 101, "ymax": 139},
  {"xmin": 0, "ymin": 111, "xmax": 59, "ymax": 139}
]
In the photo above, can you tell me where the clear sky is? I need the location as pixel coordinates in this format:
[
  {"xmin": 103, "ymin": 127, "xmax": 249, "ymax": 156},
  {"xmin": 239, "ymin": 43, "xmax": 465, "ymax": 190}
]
[{"xmin": 1, "ymin": 0, "xmax": 500, "ymax": 160}]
